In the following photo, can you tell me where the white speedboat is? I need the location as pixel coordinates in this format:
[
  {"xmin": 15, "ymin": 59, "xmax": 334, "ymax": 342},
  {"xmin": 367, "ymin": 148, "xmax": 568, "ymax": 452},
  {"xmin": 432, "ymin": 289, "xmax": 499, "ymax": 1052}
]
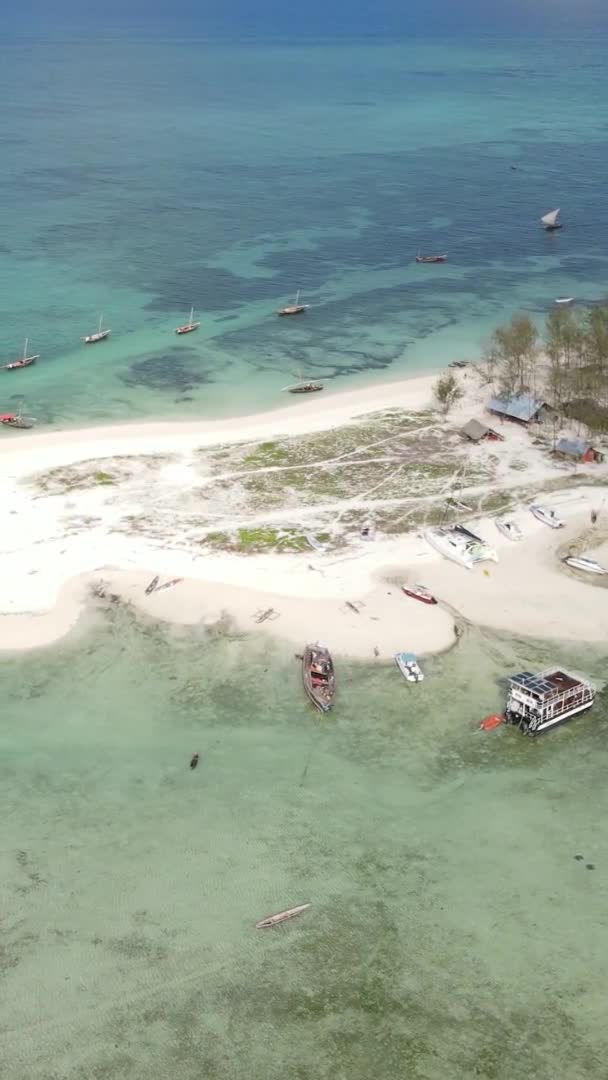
[
  {"xmin": 563, "ymin": 555, "xmax": 608, "ymax": 575},
  {"xmin": 395, "ymin": 652, "xmax": 424, "ymax": 682},
  {"xmin": 530, "ymin": 504, "xmax": 564, "ymax": 529},
  {"xmin": 425, "ymin": 524, "xmax": 498, "ymax": 570},
  {"xmin": 554, "ymin": 297, "xmax": 574, "ymax": 305},
  {"xmin": 496, "ymin": 518, "xmax": 523, "ymax": 541}
]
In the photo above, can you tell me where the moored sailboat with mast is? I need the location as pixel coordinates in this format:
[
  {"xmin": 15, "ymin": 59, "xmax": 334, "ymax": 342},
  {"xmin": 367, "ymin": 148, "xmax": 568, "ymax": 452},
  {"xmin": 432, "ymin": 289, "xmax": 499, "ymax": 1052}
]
[
  {"xmin": 82, "ymin": 314, "xmax": 111, "ymax": 344},
  {"xmin": 175, "ymin": 307, "xmax": 200, "ymax": 335},
  {"xmin": 3, "ymin": 338, "xmax": 39, "ymax": 371}
]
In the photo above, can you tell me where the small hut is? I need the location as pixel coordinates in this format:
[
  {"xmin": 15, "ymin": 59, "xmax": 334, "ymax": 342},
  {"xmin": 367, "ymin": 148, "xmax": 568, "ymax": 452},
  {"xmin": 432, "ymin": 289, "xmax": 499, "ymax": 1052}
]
[
  {"xmin": 554, "ymin": 437, "xmax": 604, "ymax": 464},
  {"xmin": 460, "ymin": 418, "xmax": 504, "ymax": 443}
]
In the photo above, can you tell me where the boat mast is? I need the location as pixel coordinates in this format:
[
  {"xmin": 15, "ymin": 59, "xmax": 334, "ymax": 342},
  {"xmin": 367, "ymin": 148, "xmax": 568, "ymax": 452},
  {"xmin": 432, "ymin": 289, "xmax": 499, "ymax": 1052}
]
[{"xmin": 23, "ymin": 338, "xmax": 28, "ymax": 359}]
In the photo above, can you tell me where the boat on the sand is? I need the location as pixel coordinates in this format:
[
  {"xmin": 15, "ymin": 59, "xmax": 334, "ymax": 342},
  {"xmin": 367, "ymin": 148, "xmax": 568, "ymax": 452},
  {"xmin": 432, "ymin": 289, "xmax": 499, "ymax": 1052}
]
[
  {"xmin": 415, "ymin": 252, "xmax": 447, "ymax": 264},
  {"xmin": 402, "ymin": 584, "xmax": 437, "ymax": 605},
  {"xmin": 563, "ymin": 555, "xmax": 607, "ymax": 575},
  {"xmin": 145, "ymin": 575, "xmax": 160, "ymax": 594},
  {"xmin": 425, "ymin": 524, "xmax": 498, "ymax": 570},
  {"xmin": 255, "ymin": 902, "xmax": 311, "ymax": 929},
  {"xmin": 395, "ymin": 652, "xmax": 424, "ymax": 682},
  {"xmin": 1, "ymin": 410, "xmax": 35, "ymax": 429},
  {"xmin": 530, "ymin": 503, "xmax": 564, "ymax": 529},
  {"xmin": 496, "ymin": 519, "xmax": 523, "ymax": 541},
  {"xmin": 302, "ymin": 643, "xmax": 335, "ymax": 712}
]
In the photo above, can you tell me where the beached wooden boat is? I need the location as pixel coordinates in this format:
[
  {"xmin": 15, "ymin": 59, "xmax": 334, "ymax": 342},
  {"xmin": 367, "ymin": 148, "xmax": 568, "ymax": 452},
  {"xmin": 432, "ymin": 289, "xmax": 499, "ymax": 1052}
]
[
  {"xmin": 277, "ymin": 290, "xmax": 309, "ymax": 316},
  {"xmin": 175, "ymin": 307, "xmax": 200, "ymax": 335},
  {"xmin": 3, "ymin": 338, "xmax": 39, "ymax": 371},
  {"xmin": 0, "ymin": 411, "xmax": 35, "ymax": 429},
  {"xmin": 415, "ymin": 252, "xmax": 447, "ymax": 263},
  {"xmin": 82, "ymin": 314, "xmax": 111, "ymax": 344},
  {"xmin": 541, "ymin": 208, "xmax": 562, "ymax": 231},
  {"xmin": 402, "ymin": 584, "xmax": 437, "ymax": 605},
  {"xmin": 302, "ymin": 643, "xmax": 335, "ymax": 712},
  {"xmin": 255, "ymin": 902, "xmax": 311, "ymax": 929}
]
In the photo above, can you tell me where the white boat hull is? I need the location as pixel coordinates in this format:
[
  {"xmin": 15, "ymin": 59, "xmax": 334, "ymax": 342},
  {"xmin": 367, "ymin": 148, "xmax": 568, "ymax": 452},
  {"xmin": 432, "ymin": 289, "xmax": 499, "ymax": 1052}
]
[
  {"xmin": 496, "ymin": 519, "xmax": 522, "ymax": 541},
  {"xmin": 508, "ymin": 697, "xmax": 594, "ymax": 735},
  {"xmin": 564, "ymin": 557, "xmax": 607, "ymax": 575},
  {"xmin": 530, "ymin": 505, "xmax": 564, "ymax": 529}
]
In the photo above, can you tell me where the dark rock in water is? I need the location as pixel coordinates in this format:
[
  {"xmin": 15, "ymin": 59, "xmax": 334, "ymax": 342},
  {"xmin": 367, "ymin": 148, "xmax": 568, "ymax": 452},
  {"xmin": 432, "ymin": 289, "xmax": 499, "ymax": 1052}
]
[
  {"xmin": 120, "ymin": 350, "xmax": 213, "ymax": 392},
  {"xmin": 586, "ymin": 863, "xmax": 595, "ymax": 870},
  {"xmin": 574, "ymin": 854, "xmax": 584, "ymax": 861}
]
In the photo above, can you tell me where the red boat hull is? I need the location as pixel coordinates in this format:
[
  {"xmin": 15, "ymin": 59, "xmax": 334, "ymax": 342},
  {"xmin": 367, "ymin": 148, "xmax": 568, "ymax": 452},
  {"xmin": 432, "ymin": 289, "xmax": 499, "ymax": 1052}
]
[{"xmin": 402, "ymin": 587, "xmax": 437, "ymax": 605}]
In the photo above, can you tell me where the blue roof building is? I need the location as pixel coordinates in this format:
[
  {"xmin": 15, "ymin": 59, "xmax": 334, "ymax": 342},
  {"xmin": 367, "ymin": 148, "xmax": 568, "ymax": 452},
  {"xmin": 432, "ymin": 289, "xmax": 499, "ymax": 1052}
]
[{"xmin": 487, "ymin": 393, "xmax": 548, "ymax": 424}]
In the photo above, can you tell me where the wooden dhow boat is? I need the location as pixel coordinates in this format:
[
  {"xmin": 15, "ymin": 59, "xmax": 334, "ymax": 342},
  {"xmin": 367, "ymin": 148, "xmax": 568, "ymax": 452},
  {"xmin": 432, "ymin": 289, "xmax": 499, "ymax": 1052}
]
[
  {"xmin": 0, "ymin": 410, "xmax": 35, "ymax": 429},
  {"xmin": 82, "ymin": 314, "xmax": 111, "ymax": 344},
  {"xmin": 402, "ymin": 583, "xmax": 437, "ymax": 605},
  {"xmin": 283, "ymin": 381, "xmax": 323, "ymax": 394},
  {"xmin": 415, "ymin": 252, "xmax": 447, "ymax": 263},
  {"xmin": 541, "ymin": 208, "xmax": 562, "ymax": 231},
  {"xmin": 175, "ymin": 307, "xmax": 200, "ymax": 335},
  {"xmin": 3, "ymin": 338, "xmax": 38, "ymax": 371},
  {"xmin": 302, "ymin": 643, "xmax": 335, "ymax": 712},
  {"xmin": 277, "ymin": 289, "xmax": 309, "ymax": 316},
  {"xmin": 255, "ymin": 902, "xmax": 311, "ymax": 929}
]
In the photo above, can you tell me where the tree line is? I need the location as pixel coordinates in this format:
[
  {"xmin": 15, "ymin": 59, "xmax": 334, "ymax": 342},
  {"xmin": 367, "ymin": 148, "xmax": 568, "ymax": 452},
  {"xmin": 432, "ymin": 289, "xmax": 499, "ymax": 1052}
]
[{"xmin": 481, "ymin": 302, "xmax": 608, "ymax": 432}]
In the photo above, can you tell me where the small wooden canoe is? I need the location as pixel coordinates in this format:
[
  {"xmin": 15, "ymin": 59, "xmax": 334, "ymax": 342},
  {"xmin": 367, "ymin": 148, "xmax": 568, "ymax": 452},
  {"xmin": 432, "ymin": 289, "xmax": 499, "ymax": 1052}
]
[
  {"xmin": 402, "ymin": 584, "xmax": 437, "ymax": 605},
  {"xmin": 255, "ymin": 903, "xmax": 311, "ymax": 929},
  {"xmin": 302, "ymin": 643, "xmax": 335, "ymax": 712}
]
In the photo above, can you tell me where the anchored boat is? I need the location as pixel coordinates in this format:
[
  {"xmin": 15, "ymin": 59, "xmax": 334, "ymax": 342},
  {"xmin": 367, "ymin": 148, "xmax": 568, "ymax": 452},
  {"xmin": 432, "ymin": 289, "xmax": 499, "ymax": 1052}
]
[
  {"xmin": 395, "ymin": 652, "xmax": 424, "ymax": 682},
  {"xmin": 82, "ymin": 314, "xmax": 111, "ymax": 344},
  {"xmin": 302, "ymin": 643, "xmax": 335, "ymax": 712},
  {"xmin": 505, "ymin": 668, "xmax": 595, "ymax": 735},
  {"xmin": 277, "ymin": 289, "xmax": 309, "ymax": 316},
  {"xmin": 255, "ymin": 903, "xmax": 311, "ymax": 929},
  {"xmin": 415, "ymin": 252, "xmax": 447, "ymax": 263},
  {"xmin": 0, "ymin": 411, "xmax": 35, "ymax": 429},
  {"xmin": 175, "ymin": 307, "xmax": 200, "ymax": 335},
  {"xmin": 3, "ymin": 338, "xmax": 38, "ymax": 371}
]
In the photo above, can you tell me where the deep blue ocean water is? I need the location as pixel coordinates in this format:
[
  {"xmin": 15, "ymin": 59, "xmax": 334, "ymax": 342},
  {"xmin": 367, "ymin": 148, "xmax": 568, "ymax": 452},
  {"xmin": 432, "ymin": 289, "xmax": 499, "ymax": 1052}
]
[{"xmin": 1, "ymin": 31, "xmax": 608, "ymax": 425}]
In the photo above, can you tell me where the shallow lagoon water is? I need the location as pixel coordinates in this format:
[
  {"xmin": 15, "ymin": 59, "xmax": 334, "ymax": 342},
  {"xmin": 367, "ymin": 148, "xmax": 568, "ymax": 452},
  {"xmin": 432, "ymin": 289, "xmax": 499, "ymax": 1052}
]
[
  {"xmin": 1, "ymin": 603, "xmax": 607, "ymax": 1078},
  {"xmin": 2, "ymin": 33, "xmax": 608, "ymax": 425}
]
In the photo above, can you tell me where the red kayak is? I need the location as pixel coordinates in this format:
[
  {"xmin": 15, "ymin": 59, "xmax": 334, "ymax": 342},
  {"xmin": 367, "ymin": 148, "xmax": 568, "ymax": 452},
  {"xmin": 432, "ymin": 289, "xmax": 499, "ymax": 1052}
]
[
  {"xmin": 402, "ymin": 584, "xmax": 437, "ymax": 605},
  {"xmin": 480, "ymin": 714, "xmax": 504, "ymax": 732}
]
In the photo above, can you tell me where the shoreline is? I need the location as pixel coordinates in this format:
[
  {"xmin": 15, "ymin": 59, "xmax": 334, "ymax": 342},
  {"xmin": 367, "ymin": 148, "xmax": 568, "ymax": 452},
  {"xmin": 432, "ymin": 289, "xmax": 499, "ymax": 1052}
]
[{"xmin": 1, "ymin": 366, "xmax": 607, "ymax": 659}]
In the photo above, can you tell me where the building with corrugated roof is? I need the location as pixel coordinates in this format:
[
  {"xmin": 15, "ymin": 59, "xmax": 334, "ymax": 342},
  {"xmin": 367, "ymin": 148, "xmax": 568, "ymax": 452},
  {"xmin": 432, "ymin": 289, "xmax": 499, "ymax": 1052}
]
[
  {"xmin": 486, "ymin": 393, "xmax": 550, "ymax": 425},
  {"xmin": 553, "ymin": 437, "xmax": 603, "ymax": 463}
]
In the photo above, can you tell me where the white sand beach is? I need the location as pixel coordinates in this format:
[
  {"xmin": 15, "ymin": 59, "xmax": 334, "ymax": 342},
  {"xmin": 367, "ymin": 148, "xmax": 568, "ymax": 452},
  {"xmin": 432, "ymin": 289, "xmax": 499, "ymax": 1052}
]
[{"xmin": 1, "ymin": 368, "xmax": 607, "ymax": 657}]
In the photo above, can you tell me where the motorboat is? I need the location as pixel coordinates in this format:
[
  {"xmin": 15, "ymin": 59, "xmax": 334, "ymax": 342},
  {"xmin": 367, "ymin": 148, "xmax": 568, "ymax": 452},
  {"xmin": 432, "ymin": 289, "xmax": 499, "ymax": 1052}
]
[
  {"xmin": 496, "ymin": 519, "xmax": 523, "ymax": 541},
  {"xmin": 425, "ymin": 524, "xmax": 498, "ymax": 570},
  {"xmin": 563, "ymin": 555, "xmax": 607, "ymax": 575},
  {"xmin": 554, "ymin": 297, "xmax": 574, "ymax": 306},
  {"xmin": 530, "ymin": 504, "xmax": 564, "ymax": 529},
  {"xmin": 402, "ymin": 584, "xmax": 437, "ymax": 605},
  {"xmin": 255, "ymin": 903, "xmax": 311, "ymax": 929},
  {"xmin": 395, "ymin": 652, "xmax": 424, "ymax": 682},
  {"xmin": 302, "ymin": 643, "xmax": 335, "ymax": 712}
]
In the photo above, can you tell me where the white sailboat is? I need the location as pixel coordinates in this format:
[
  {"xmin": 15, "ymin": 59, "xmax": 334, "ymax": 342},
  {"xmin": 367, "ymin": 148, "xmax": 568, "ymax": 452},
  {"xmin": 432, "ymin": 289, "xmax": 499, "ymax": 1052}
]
[
  {"xmin": 425, "ymin": 524, "xmax": 498, "ymax": 570},
  {"xmin": 175, "ymin": 307, "xmax": 200, "ymax": 335},
  {"xmin": 541, "ymin": 208, "xmax": 562, "ymax": 231},
  {"xmin": 82, "ymin": 314, "xmax": 111, "ymax": 344}
]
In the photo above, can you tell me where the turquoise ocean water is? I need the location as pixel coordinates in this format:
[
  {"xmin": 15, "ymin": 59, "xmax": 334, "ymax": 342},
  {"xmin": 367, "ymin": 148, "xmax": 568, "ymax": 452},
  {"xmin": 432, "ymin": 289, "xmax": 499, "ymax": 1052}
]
[
  {"xmin": 1, "ymin": 32, "xmax": 608, "ymax": 425},
  {"xmin": 1, "ymin": 607, "xmax": 607, "ymax": 1078}
]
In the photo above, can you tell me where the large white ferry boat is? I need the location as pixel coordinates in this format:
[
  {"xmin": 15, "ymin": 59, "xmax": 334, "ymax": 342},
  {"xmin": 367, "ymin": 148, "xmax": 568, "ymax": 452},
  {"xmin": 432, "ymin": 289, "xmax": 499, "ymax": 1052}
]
[
  {"xmin": 424, "ymin": 524, "xmax": 498, "ymax": 570},
  {"xmin": 505, "ymin": 668, "xmax": 595, "ymax": 735}
]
